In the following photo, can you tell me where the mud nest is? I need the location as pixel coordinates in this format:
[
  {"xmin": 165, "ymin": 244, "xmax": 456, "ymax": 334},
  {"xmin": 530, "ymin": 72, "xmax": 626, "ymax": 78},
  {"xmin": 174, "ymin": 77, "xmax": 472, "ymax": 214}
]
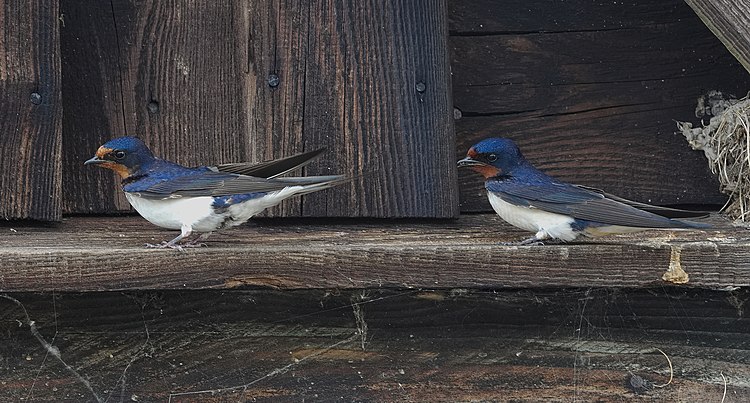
[{"xmin": 677, "ymin": 91, "xmax": 750, "ymax": 222}]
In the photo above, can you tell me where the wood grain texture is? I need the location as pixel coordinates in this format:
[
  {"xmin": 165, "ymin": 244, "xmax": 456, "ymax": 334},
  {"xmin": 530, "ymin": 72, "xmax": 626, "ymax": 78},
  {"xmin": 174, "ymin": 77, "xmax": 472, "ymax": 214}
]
[
  {"xmin": 0, "ymin": 214, "xmax": 747, "ymax": 292},
  {"xmin": 0, "ymin": 289, "xmax": 747, "ymax": 401},
  {"xmin": 303, "ymin": 0, "xmax": 458, "ymax": 217},
  {"xmin": 242, "ymin": 0, "xmax": 309, "ymax": 217},
  {"xmin": 0, "ymin": 0, "xmax": 62, "ymax": 221},
  {"xmin": 685, "ymin": 0, "xmax": 750, "ymax": 75},
  {"xmin": 60, "ymin": 0, "xmax": 130, "ymax": 213},
  {"xmin": 449, "ymin": 0, "xmax": 750, "ymax": 212},
  {"xmin": 60, "ymin": 0, "xmax": 459, "ymax": 218}
]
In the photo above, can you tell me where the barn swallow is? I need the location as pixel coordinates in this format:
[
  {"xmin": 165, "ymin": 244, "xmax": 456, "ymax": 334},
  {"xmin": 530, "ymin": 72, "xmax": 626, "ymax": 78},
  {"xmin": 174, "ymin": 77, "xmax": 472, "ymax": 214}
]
[
  {"xmin": 86, "ymin": 136, "xmax": 345, "ymax": 250},
  {"xmin": 458, "ymin": 137, "xmax": 709, "ymax": 245}
]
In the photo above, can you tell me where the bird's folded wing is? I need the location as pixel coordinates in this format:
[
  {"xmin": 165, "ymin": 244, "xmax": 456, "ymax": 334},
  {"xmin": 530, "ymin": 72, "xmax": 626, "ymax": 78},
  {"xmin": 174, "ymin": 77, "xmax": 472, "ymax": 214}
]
[
  {"xmin": 574, "ymin": 185, "xmax": 710, "ymax": 218},
  {"xmin": 134, "ymin": 171, "xmax": 344, "ymax": 199},
  {"xmin": 487, "ymin": 179, "xmax": 690, "ymax": 228},
  {"xmin": 213, "ymin": 148, "xmax": 326, "ymax": 178}
]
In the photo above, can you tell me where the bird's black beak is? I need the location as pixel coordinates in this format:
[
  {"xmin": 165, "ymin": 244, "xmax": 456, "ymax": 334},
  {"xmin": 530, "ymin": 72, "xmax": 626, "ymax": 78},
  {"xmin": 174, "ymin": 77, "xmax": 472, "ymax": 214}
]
[
  {"xmin": 84, "ymin": 156, "xmax": 104, "ymax": 166},
  {"xmin": 457, "ymin": 156, "xmax": 485, "ymax": 168}
]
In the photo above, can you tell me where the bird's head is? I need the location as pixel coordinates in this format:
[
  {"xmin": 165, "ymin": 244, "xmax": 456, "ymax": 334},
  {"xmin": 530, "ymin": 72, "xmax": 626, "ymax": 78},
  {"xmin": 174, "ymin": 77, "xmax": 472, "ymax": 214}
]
[
  {"xmin": 457, "ymin": 137, "xmax": 525, "ymax": 178},
  {"xmin": 84, "ymin": 136, "xmax": 155, "ymax": 178}
]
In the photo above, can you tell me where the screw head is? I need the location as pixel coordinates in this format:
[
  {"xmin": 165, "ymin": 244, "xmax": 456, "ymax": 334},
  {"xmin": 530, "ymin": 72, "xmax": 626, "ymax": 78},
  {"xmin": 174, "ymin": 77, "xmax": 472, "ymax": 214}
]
[
  {"xmin": 268, "ymin": 74, "xmax": 280, "ymax": 88},
  {"xmin": 30, "ymin": 92, "xmax": 42, "ymax": 105},
  {"xmin": 147, "ymin": 101, "xmax": 159, "ymax": 114},
  {"xmin": 415, "ymin": 82, "xmax": 426, "ymax": 93}
]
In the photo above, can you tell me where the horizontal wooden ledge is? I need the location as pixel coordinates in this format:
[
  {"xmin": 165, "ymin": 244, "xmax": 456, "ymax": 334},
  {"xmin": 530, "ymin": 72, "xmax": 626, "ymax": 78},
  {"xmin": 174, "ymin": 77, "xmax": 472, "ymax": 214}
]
[{"xmin": 0, "ymin": 214, "xmax": 748, "ymax": 292}]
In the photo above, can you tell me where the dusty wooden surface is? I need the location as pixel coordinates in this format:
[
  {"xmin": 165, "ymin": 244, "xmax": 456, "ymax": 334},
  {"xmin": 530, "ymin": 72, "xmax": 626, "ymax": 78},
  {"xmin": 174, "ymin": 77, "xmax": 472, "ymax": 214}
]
[
  {"xmin": 59, "ymin": 0, "xmax": 458, "ymax": 218},
  {"xmin": 0, "ymin": 215, "xmax": 748, "ymax": 292},
  {"xmin": 449, "ymin": 0, "xmax": 750, "ymax": 212},
  {"xmin": 0, "ymin": 288, "xmax": 747, "ymax": 401},
  {"xmin": 685, "ymin": 0, "xmax": 750, "ymax": 75},
  {"xmin": 0, "ymin": 0, "xmax": 62, "ymax": 221}
]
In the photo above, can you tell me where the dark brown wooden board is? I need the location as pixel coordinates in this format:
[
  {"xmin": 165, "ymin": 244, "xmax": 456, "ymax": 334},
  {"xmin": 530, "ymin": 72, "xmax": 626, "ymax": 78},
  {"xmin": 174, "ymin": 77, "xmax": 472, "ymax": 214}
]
[
  {"xmin": 60, "ymin": 0, "xmax": 458, "ymax": 218},
  {"xmin": 302, "ymin": 0, "xmax": 457, "ymax": 217},
  {"xmin": 0, "ymin": 215, "xmax": 748, "ymax": 292},
  {"xmin": 0, "ymin": 0, "xmax": 62, "ymax": 221},
  {"xmin": 685, "ymin": 0, "xmax": 750, "ymax": 75},
  {"xmin": 0, "ymin": 288, "xmax": 747, "ymax": 401},
  {"xmin": 449, "ymin": 0, "xmax": 750, "ymax": 212},
  {"xmin": 59, "ymin": 0, "xmax": 130, "ymax": 213}
]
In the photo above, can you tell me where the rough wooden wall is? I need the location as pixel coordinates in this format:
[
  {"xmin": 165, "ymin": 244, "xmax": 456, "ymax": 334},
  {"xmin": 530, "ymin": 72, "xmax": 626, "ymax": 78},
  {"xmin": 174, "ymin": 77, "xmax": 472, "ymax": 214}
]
[
  {"xmin": 0, "ymin": 0, "xmax": 62, "ymax": 221},
  {"xmin": 60, "ymin": 0, "xmax": 458, "ymax": 218},
  {"xmin": 450, "ymin": 0, "xmax": 750, "ymax": 212}
]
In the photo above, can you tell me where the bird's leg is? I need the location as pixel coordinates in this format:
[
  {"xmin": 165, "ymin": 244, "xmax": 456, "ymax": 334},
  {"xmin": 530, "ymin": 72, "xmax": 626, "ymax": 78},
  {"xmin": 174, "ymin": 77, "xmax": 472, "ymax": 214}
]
[
  {"xmin": 146, "ymin": 225, "xmax": 192, "ymax": 251},
  {"xmin": 182, "ymin": 232, "xmax": 212, "ymax": 248},
  {"xmin": 499, "ymin": 230, "xmax": 550, "ymax": 246}
]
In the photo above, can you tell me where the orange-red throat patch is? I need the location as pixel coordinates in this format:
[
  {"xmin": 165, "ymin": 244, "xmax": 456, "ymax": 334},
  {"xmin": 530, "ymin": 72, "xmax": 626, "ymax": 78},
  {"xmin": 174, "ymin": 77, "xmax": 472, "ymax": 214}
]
[
  {"xmin": 98, "ymin": 161, "xmax": 131, "ymax": 178},
  {"xmin": 471, "ymin": 165, "xmax": 501, "ymax": 178},
  {"xmin": 465, "ymin": 148, "xmax": 501, "ymax": 177}
]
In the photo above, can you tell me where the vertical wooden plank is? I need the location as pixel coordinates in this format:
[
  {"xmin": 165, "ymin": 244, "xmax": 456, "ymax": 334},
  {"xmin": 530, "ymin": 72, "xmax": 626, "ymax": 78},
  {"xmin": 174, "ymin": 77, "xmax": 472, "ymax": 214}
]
[
  {"xmin": 0, "ymin": 0, "xmax": 62, "ymax": 221},
  {"xmin": 303, "ymin": 0, "xmax": 458, "ymax": 217},
  {"xmin": 685, "ymin": 0, "xmax": 750, "ymax": 75},
  {"xmin": 243, "ymin": 0, "xmax": 310, "ymax": 217},
  {"xmin": 60, "ymin": 0, "xmax": 130, "ymax": 213}
]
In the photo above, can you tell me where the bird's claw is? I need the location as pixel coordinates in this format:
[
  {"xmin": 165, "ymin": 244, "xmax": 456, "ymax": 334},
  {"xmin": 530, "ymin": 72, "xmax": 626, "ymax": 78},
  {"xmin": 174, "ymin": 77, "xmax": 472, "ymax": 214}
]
[
  {"xmin": 182, "ymin": 241, "xmax": 207, "ymax": 248},
  {"xmin": 145, "ymin": 241, "xmax": 184, "ymax": 252},
  {"xmin": 145, "ymin": 238, "xmax": 208, "ymax": 251},
  {"xmin": 499, "ymin": 237, "xmax": 545, "ymax": 246}
]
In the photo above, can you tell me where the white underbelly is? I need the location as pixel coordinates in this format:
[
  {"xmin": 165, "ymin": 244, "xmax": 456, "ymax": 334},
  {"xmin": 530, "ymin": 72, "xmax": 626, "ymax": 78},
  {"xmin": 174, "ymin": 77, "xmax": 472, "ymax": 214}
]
[
  {"xmin": 125, "ymin": 186, "xmax": 307, "ymax": 232},
  {"xmin": 125, "ymin": 193, "xmax": 223, "ymax": 231},
  {"xmin": 487, "ymin": 192, "xmax": 578, "ymax": 241},
  {"xmin": 125, "ymin": 193, "xmax": 222, "ymax": 231}
]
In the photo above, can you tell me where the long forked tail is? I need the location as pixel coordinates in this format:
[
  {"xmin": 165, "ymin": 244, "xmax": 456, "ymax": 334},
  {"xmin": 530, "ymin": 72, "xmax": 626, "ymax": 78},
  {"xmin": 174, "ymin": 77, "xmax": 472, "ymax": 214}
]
[{"xmin": 215, "ymin": 148, "xmax": 327, "ymax": 178}]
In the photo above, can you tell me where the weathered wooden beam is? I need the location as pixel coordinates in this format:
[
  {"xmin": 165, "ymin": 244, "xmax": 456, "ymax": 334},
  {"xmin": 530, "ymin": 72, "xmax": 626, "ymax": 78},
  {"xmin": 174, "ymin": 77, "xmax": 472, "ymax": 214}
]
[
  {"xmin": 685, "ymin": 0, "xmax": 750, "ymax": 75},
  {"xmin": 0, "ymin": 0, "xmax": 62, "ymax": 221},
  {"xmin": 0, "ymin": 289, "xmax": 746, "ymax": 401},
  {"xmin": 0, "ymin": 215, "xmax": 747, "ymax": 292}
]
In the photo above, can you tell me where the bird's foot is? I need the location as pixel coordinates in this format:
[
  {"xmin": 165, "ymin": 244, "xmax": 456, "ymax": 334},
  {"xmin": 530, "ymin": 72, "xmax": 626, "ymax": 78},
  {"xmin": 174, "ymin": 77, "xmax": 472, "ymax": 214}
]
[
  {"xmin": 499, "ymin": 236, "xmax": 546, "ymax": 246},
  {"xmin": 182, "ymin": 233, "xmax": 211, "ymax": 248},
  {"xmin": 181, "ymin": 240, "xmax": 207, "ymax": 248},
  {"xmin": 145, "ymin": 241, "xmax": 184, "ymax": 252}
]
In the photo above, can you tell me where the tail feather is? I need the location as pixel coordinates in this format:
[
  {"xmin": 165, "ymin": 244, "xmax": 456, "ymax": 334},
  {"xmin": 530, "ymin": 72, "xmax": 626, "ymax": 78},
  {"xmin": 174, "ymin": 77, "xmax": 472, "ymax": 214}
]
[
  {"xmin": 576, "ymin": 184, "xmax": 712, "ymax": 218},
  {"xmin": 283, "ymin": 175, "xmax": 354, "ymax": 196},
  {"xmin": 214, "ymin": 148, "xmax": 326, "ymax": 178},
  {"xmin": 674, "ymin": 219, "xmax": 712, "ymax": 229}
]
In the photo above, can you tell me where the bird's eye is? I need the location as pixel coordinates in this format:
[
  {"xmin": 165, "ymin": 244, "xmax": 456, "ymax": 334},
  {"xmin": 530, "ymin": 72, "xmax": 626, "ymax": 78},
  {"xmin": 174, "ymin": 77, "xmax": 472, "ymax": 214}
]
[
  {"xmin": 114, "ymin": 151, "xmax": 126, "ymax": 160},
  {"xmin": 487, "ymin": 153, "xmax": 497, "ymax": 162}
]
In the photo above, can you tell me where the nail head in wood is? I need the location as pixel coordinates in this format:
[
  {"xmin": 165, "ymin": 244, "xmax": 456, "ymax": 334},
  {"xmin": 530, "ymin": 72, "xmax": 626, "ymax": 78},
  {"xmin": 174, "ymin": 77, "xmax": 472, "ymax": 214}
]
[
  {"xmin": 268, "ymin": 74, "xmax": 280, "ymax": 88},
  {"xmin": 30, "ymin": 92, "xmax": 42, "ymax": 105},
  {"xmin": 147, "ymin": 100, "xmax": 159, "ymax": 114},
  {"xmin": 415, "ymin": 82, "xmax": 426, "ymax": 93}
]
